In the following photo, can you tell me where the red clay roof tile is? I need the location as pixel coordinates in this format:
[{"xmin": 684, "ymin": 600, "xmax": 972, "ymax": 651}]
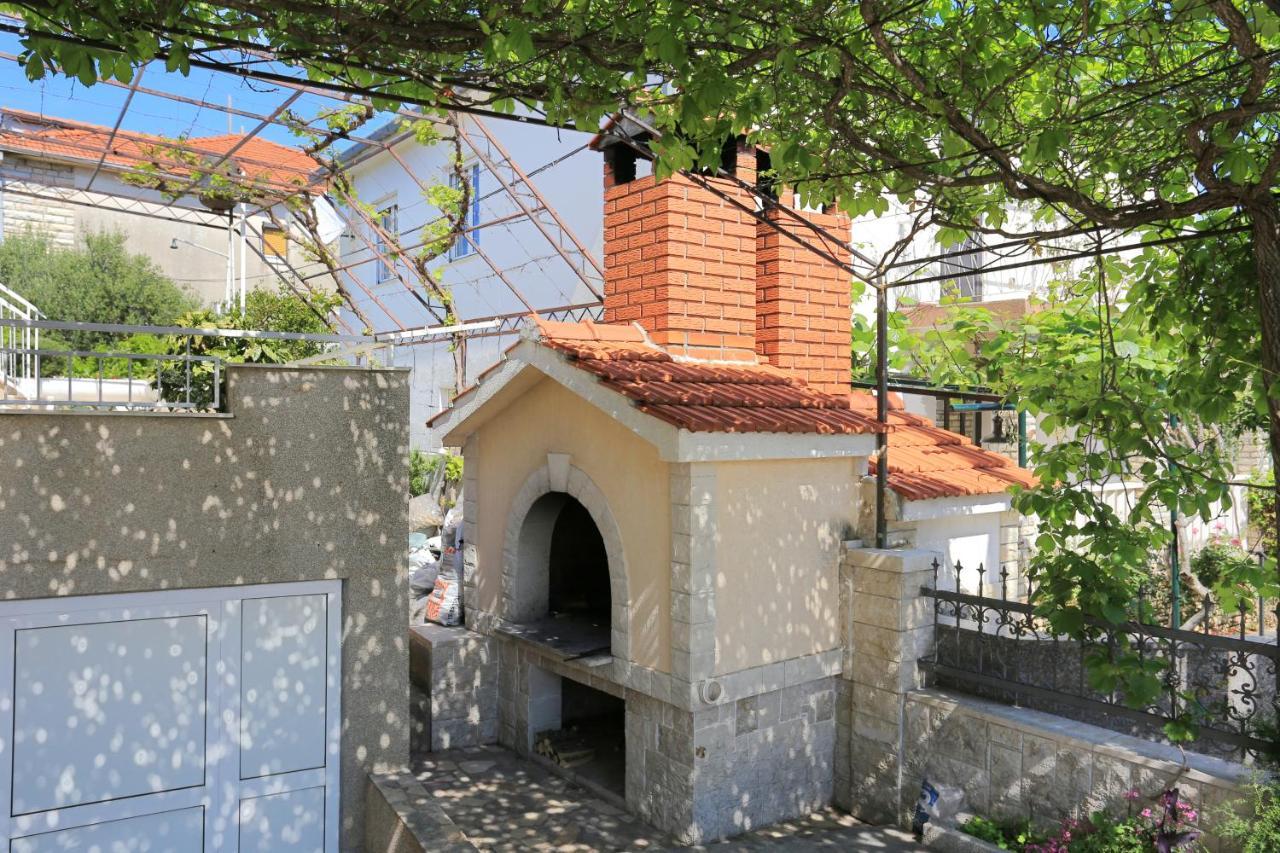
[
  {"xmin": 436, "ymin": 317, "xmax": 1035, "ymax": 500},
  {"xmin": 535, "ymin": 319, "xmax": 884, "ymax": 436},
  {"xmin": 851, "ymin": 394, "xmax": 1037, "ymax": 500},
  {"xmin": 0, "ymin": 108, "xmax": 319, "ymax": 194}
]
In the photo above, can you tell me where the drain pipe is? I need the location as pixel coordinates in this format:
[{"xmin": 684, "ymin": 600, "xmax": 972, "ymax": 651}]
[{"xmin": 875, "ymin": 280, "xmax": 889, "ymax": 549}]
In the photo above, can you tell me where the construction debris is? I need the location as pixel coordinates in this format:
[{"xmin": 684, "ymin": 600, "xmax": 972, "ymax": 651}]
[{"xmin": 534, "ymin": 728, "xmax": 596, "ymax": 769}]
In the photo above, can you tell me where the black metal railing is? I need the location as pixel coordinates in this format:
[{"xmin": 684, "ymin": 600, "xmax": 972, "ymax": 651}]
[{"xmin": 919, "ymin": 559, "xmax": 1280, "ymax": 763}]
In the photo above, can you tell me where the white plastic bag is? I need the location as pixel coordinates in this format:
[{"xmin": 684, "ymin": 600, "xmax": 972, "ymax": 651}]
[
  {"xmin": 408, "ymin": 547, "xmax": 439, "ymax": 594},
  {"xmin": 912, "ymin": 778, "xmax": 965, "ymax": 834}
]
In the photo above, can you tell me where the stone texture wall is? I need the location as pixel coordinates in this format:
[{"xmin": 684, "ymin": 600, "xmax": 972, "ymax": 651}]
[
  {"xmin": 904, "ymin": 690, "xmax": 1250, "ymax": 851},
  {"xmin": 1, "ymin": 156, "xmax": 77, "ymax": 245},
  {"xmin": 0, "ymin": 364, "xmax": 410, "ymax": 849},
  {"xmin": 835, "ymin": 543, "xmax": 1253, "ymax": 852},
  {"xmin": 409, "ymin": 624, "xmax": 497, "ymax": 752}
]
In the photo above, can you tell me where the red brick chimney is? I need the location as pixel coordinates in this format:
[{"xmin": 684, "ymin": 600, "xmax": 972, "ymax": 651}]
[
  {"xmin": 602, "ymin": 138, "xmax": 758, "ymax": 361},
  {"xmin": 755, "ymin": 188, "xmax": 853, "ymax": 397},
  {"xmin": 597, "ymin": 133, "xmax": 852, "ymax": 392}
]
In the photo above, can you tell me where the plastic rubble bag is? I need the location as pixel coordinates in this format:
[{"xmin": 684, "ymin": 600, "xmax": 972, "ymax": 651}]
[
  {"xmin": 409, "ymin": 593, "xmax": 430, "ymax": 625},
  {"xmin": 424, "ymin": 573, "xmax": 461, "ymax": 626},
  {"xmin": 408, "ymin": 547, "xmax": 439, "ymax": 594},
  {"xmin": 423, "ymin": 504, "xmax": 465, "ymax": 626},
  {"xmin": 912, "ymin": 778, "xmax": 964, "ymax": 834}
]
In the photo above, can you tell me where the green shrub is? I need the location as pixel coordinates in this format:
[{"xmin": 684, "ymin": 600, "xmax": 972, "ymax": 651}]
[
  {"xmin": 960, "ymin": 815, "xmax": 1045, "ymax": 850},
  {"xmin": 409, "ymin": 450, "xmax": 463, "ymax": 498},
  {"xmin": 156, "ymin": 288, "xmax": 341, "ymax": 409},
  {"xmin": 1191, "ymin": 538, "xmax": 1256, "ymax": 590},
  {"xmin": 0, "ymin": 231, "xmax": 195, "ymax": 351},
  {"xmin": 1217, "ymin": 778, "xmax": 1280, "ymax": 853},
  {"xmin": 1247, "ymin": 469, "xmax": 1275, "ymax": 559}
]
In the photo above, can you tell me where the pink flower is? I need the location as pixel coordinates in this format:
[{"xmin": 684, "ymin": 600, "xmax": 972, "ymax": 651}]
[
  {"xmin": 1124, "ymin": 788, "xmax": 1141, "ymax": 800},
  {"xmin": 1141, "ymin": 808, "xmax": 1152, "ymax": 818}
]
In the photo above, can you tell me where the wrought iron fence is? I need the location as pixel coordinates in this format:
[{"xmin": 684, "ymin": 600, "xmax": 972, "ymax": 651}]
[{"xmin": 919, "ymin": 559, "xmax": 1280, "ymax": 763}]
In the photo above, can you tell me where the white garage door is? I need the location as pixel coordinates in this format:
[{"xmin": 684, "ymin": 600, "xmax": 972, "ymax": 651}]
[{"xmin": 0, "ymin": 581, "xmax": 341, "ymax": 852}]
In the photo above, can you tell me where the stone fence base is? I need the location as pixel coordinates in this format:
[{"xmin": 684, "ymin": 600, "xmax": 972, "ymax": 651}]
[{"xmin": 902, "ymin": 689, "xmax": 1252, "ymax": 851}]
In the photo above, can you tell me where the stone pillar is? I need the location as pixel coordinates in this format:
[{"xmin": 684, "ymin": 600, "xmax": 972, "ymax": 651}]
[
  {"xmin": 837, "ymin": 547, "xmax": 938, "ymax": 826},
  {"xmin": 669, "ymin": 462, "xmax": 718, "ymax": 685},
  {"xmin": 461, "ymin": 434, "xmax": 481, "ymax": 631}
]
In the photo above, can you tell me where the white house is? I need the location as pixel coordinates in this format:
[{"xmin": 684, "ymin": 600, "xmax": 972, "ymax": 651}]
[{"xmin": 335, "ymin": 113, "xmax": 604, "ymax": 448}]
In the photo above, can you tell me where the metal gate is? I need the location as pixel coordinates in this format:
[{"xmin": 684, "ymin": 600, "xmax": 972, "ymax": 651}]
[{"xmin": 0, "ymin": 581, "xmax": 341, "ymax": 851}]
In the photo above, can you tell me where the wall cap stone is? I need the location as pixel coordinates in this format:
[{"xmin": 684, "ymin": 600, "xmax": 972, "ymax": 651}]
[
  {"xmin": 366, "ymin": 770, "xmax": 478, "ymax": 852},
  {"xmin": 843, "ymin": 546, "xmax": 941, "ymax": 575},
  {"xmin": 911, "ymin": 688, "xmax": 1253, "ymax": 787}
]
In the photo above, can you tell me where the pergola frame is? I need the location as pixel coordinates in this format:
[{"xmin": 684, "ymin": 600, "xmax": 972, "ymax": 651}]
[{"xmin": 0, "ymin": 27, "xmax": 1236, "ymax": 548}]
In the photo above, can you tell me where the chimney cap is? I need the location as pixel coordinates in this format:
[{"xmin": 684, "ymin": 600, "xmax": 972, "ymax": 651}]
[{"xmin": 589, "ymin": 112, "xmax": 654, "ymax": 152}]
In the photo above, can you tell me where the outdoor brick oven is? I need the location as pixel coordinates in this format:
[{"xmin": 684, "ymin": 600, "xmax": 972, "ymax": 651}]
[{"xmin": 428, "ymin": 131, "xmax": 1034, "ymax": 843}]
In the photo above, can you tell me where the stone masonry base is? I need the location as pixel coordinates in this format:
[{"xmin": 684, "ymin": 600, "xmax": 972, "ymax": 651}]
[
  {"xmin": 409, "ymin": 624, "xmax": 497, "ymax": 752},
  {"xmin": 494, "ymin": 634, "xmax": 836, "ymax": 844}
]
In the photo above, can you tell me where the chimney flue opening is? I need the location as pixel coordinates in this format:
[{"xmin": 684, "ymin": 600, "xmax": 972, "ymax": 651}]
[{"xmin": 605, "ymin": 144, "xmax": 638, "ymax": 185}]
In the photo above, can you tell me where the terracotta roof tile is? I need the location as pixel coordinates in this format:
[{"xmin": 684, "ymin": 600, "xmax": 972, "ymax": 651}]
[
  {"xmin": 0, "ymin": 108, "xmax": 319, "ymax": 194},
  {"xmin": 902, "ymin": 297, "xmax": 1036, "ymax": 331},
  {"xmin": 536, "ymin": 320, "xmax": 884, "ymax": 436},
  {"xmin": 435, "ymin": 317, "xmax": 1035, "ymax": 500},
  {"xmin": 850, "ymin": 392, "xmax": 1037, "ymax": 500}
]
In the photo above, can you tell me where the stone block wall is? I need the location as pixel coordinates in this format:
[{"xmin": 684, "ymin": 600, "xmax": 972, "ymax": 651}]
[
  {"xmin": 1, "ymin": 156, "xmax": 77, "ymax": 246},
  {"xmin": 409, "ymin": 624, "xmax": 497, "ymax": 752},
  {"xmin": 903, "ymin": 690, "xmax": 1250, "ymax": 851},
  {"xmin": 493, "ymin": 629, "xmax": 841, "ymax": 844},
  {"xmin": 835, "ymin": 546, "xmax": 936, "ymax": 825},
  {"xmin": 835, "ymin": 542, "xmax": 1253, "ymax": 851}
]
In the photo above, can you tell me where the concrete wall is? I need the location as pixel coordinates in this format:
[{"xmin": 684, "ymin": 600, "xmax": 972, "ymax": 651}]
[
  {"xmin": 0, "ymin": 363, "xmax": 410, "ymax": 850},
  {"xmin": 712, "ymin": 458, "xmax": 858, "ymax": 674},
  {"xmin": 469, "ymin": 377, "xmax": 672, "ymax": 672}
]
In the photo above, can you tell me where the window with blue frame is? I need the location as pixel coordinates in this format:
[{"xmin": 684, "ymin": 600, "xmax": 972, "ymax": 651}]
[
  {"xmin": 375, "ymin": 203, "xmax": 399, "ymax": 283},
  {"xmin": 448, "ymin": 163, "xmax": 482, "ymax": 261}
]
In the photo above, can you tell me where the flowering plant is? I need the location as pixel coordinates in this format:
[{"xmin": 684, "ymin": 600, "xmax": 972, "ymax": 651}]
[{"xmin": 1020, "ymin": 788, "xmax": 1199, "ymax": 853}]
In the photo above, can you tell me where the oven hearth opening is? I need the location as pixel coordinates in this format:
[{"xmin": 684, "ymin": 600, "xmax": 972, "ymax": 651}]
[{"xmin": 507, "ymin": 492, "xmax": 613, "ymax": 659}]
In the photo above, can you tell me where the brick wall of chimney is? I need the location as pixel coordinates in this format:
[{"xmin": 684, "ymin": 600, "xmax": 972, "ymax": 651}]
[
  {"xmin": 600, "ymin": 140, "xmax": 852, "ymax": 393},
  {"xmin": 755, "ymin": 192, "xmax": 853, "ymax": 397},
  {"xmin": 602, "ymin": 142, "xmax": 758, "ymax": 361}
]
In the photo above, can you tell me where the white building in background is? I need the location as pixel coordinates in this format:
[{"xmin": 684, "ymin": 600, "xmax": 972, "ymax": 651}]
[
  {"xmin": 336, "ymin": 113, "xmax": 603, "ymax": 449},
  {"xmin": 0, "ymin": 107, "xmax": 334, "ymax": 308}
]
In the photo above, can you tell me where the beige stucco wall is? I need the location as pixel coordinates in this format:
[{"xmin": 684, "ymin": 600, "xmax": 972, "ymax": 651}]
[
  {"xmin": 0, "ymin": 364, "xmax": 409, "ymax": 850},
  {"xmin": 712, "ymin": 458, "xmax": 859, "ymax": 674},
  {"xmin": 471, "ymin": 377, "xmax": 673, "ymax": 672}
]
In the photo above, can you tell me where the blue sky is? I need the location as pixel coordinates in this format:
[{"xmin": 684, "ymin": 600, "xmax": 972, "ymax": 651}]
[{"xmin": 0, "ymin": 31, "xmax": 364, "ymax": 146}]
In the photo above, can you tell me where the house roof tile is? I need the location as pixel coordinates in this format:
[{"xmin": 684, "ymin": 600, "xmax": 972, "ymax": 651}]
[
  {"xmin": 434, "ymin": 317, "xmax": 1035, "ymax": 500},
  {"xmin": 848, "ymin": 396, "xmax": 1038, "ymax": 500},
  {"xmin": 534, "ymin": 319, "xmax": 884, "ymax": 436},
  {"xmin": 0, "ymin": 108, "xmax": 319, "ymax": 194}
]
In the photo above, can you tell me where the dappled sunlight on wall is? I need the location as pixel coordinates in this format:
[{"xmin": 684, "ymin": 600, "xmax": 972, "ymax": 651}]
[
  {"xmin": 472, "ymin": 378, "xmax": 671, "ymax": 672},
  {"xmin": 712, "ymin": 459, "xmax": 858, "ymax": 675},
  {"xmin": 0, "ymin": 363, "xmax": 410, "ymax": 850}
]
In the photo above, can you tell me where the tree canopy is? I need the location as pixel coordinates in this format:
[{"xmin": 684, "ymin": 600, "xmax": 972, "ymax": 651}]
[{"xmin": 13, "ymin": 0, "xmax": 1280, "ymax": 737}]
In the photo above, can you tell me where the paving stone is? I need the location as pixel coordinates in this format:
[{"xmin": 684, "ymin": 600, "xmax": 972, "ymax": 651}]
[{"xmin": 414, "ymin": 744, "xmax": 923, "ymax": 851}]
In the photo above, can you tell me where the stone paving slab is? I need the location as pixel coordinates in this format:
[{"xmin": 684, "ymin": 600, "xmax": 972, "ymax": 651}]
[{"xmin": 413, "ymin": 745, "xmax": 924, "ymax": 852}]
